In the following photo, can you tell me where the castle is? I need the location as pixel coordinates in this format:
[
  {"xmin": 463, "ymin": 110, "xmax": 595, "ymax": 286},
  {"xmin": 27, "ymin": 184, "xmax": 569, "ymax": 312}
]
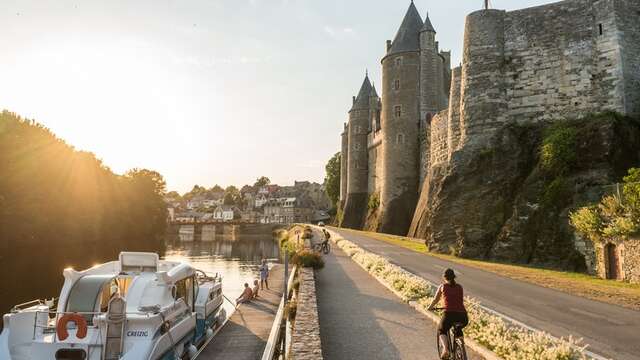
[{"xmin": 339, "ymin": 0, "xmax": 640, "ymax": 236}]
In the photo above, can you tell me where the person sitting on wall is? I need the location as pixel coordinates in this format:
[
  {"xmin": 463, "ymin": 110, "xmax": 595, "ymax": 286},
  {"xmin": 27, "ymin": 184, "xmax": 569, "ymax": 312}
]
[
  {"xmin": 252, "ymin": 279, "xmax": 260, "ymax": 299},
  {"xmin": 235, "ymin": 283, "xmax": 253, "ymax": 305}
]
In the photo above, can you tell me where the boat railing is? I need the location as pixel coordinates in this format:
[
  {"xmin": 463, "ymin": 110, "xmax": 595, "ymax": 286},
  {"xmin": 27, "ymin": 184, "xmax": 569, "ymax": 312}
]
[
  {"xmin": 11, "ymin": 298, "xmax": 56, "ymax": 313},
  {"xmin": 31, "ymin": 309, "xmax": 156, "ymax": 342}
]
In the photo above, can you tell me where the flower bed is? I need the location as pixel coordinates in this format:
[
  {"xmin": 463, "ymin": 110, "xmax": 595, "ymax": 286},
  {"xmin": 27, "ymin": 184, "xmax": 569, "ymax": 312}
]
[{"xmin": 331, "ymin": 234, "xmax": 589, "ymax": 360}]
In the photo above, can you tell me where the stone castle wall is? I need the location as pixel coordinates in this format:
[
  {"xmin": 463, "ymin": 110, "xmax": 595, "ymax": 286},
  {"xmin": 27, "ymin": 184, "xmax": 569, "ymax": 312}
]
[
  {"xmin": 447, "ymin": 67, "xmax": 462, "ymax": 159},
  {"xmin": 367, "ymin": 132, "xmax": 383, "ymax": 195},
  {"xmin": 430, "ymin": 110, "xmax": 449, "ymax": 166},
  {"xmin": 614, "ymin": 0, "xmax": 640, "ymax": 118}
]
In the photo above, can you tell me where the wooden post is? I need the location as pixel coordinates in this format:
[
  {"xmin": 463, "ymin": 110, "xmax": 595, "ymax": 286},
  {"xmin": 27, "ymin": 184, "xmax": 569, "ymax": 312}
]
[{"xmin": 484, "ymin": 0, "xmax": 489, "ymax": 10}]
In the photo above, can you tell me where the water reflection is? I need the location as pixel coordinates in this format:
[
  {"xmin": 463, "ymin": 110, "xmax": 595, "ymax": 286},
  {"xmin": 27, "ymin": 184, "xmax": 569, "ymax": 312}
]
[{"xmin": 163, "ymin": 233, "xmax": 281, "ymax": 314}]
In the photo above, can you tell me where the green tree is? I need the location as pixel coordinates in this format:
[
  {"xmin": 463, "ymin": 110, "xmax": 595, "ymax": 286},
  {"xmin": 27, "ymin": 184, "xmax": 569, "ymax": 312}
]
[
  {"xmin": 324, "ymin": 152, "xmax": 341, "ymax": 208},
  {"xmin": 224, "ymin": 185, "xmax": 242, "ymax": 205},
  {"xmin": 570, "ymin": 168, "xmax": 640, "ymax": 243},
  {"xmin": 210, "ymin": 184, "xmax": 224, "ymax": 193},
  {"xmin": 254, "ymin": 176, "xmax": 271, "ymax": 187}
]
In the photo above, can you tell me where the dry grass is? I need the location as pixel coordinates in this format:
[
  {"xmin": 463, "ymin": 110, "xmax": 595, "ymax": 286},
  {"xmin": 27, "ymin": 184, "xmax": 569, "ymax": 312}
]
[{"xmin": 338, "ymin": 228, "xmax": 640, "ymax": 311}]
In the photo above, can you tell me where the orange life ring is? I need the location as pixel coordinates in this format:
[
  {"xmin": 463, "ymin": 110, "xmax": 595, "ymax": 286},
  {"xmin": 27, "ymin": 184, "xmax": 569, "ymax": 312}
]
[{"xmin": 57, "ymin": 313, "xmax": 88, "ymax": 341}]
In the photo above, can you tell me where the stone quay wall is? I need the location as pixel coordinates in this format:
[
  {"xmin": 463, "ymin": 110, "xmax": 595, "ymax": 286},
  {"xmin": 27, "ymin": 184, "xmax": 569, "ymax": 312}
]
[{"xmin": 289, "ymin": 268, "xmax": 323, "ymax": 359}]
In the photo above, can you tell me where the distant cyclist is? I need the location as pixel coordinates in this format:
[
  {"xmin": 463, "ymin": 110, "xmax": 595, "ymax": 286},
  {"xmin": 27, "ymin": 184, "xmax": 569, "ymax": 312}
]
[{"xmin": 427, "ymin": 268, "xmax": 468, "ymax": 359}]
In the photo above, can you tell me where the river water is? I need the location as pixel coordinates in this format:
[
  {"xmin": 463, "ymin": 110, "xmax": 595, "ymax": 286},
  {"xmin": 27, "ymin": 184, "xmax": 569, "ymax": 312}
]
[
  {"xmin": 0, "ymin": 225, "xmax": 281, "ymax": 329},
  {"xmin": 163, "ymin": 229, "xmax": 282, "ymax": 310}
]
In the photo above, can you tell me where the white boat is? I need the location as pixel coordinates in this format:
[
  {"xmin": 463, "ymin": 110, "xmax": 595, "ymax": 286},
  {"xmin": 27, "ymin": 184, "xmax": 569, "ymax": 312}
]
[{"xmin": 0, "ymin": 252, "xmax": 226, "ymax": 360}]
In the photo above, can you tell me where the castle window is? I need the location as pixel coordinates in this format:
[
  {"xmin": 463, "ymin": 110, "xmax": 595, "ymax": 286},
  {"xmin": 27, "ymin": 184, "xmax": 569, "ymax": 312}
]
[
  {"xmin": 394, "ymin": 79, "xmax": 400, "ymax": 91},
  {"xmin": 355, "ymin": 125, "xmax": 362, "ymax": 134},
  {"xmin": 394, "ymin": 105, "xmax": 402, "ymax": 118},
  {"xmin": 354, "ymin": 142, "xmax": 361, "ymax": 151},
  {"xmin": 395, "ymin": 57, "xmax": 403, "ymax": 66},
  {"xmin": 396, "ymin": 133, "xmax": 405, "ymax": 145},
  {"xmin": 598, "ymin": 23, "xmax": 603, "ymax": 36}
]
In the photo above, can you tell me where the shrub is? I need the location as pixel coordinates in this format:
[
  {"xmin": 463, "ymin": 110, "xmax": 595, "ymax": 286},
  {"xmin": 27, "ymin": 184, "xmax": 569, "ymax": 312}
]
[
  {"xmin": 292, "ymin": 249, "xmax": 325, "ymax": 269},
  {"xmin": 541, "ymin": 123, "xmax": 577, "ymax": 175},
  {"xmin": 368, "ymin": 192, "xmax": 380, "ymax": 211},
  {"xmin": 570, "ymin": 168, "xmax": 640, "ymax": 243},
  {"xmin": 285, "ymin": 299, "xmax": 297, "ymax": 321}
]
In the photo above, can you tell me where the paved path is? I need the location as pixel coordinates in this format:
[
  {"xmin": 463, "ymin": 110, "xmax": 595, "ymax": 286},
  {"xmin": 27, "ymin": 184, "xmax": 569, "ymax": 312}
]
[
  {"xmin": 315, "ymin": 230, "xmax": 481, "ymax": 360},
  {"xmin": 198, "ymin": 265, "xmax": 284, "ymax": 360},
  {"xmin": 332, "ymin": 228, "xmax": 640, "ymax": 360}
]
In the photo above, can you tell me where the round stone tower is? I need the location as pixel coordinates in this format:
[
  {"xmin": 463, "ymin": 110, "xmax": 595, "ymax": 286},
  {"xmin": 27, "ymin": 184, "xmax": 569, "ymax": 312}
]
[
  {"xmin": 339, "ymin": 123, "xmax": 348, "ymax": 206},
  {"xmin": 342, "ymin": 75, "xmax": 372, "ymax": 229},
  {"xmin": 459, "ymin": 9, "xmax": 507, "ymax": 146},
  {"xmin": 378, "ymin": 2, "xmax": 423, "ymax": 235}
]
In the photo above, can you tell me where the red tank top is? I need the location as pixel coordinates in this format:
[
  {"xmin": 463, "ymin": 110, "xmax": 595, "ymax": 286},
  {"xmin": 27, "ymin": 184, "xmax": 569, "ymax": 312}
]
[{"xmin": 442, "ymin": 284, "xmax": 465, "ymax": 312}]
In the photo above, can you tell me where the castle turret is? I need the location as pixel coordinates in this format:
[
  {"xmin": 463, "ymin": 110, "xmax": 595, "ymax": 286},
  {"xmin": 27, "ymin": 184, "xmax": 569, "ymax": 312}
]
[
  {"xmin": 378, "ymin": 1, "xmax": 423, "ymax": 235},
  {"xmin": 459, "ymin": 9, "xmax": 507, "ymax": 146},
  {"xmin": 342, "ymin": 74, "xmax": 373, "ymax": 229}
]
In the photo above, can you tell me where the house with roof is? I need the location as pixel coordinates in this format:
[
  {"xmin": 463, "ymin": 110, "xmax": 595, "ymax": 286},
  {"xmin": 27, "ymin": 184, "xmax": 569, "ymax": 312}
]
[{"xmin": 212, "ymin": 205, "xmax": 241, "ymax": 222}]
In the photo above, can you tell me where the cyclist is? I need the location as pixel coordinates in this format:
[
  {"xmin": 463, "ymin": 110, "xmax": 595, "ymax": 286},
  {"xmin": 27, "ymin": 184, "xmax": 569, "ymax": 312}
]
[
  {"xmin": 320, "ymin": 229, "xmax": 330, "ymax": 252},
  {"xmin": 427, "ymin": 268, "xmax": 468, "ymax": 359}
]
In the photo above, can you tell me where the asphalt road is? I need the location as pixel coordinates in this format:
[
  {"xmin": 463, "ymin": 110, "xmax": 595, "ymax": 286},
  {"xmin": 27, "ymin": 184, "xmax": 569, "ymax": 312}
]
[
  {"xmin": 314, "ymin": 231, "xmax": 482, "ymax": 360},
  {"xmin": 332, "ymin": 228, "xmax": 640, "ymax": 360}
]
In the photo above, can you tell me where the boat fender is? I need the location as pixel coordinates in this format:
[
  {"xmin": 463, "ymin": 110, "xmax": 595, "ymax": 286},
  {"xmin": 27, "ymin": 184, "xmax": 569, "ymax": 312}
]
[
  {"xmin": 57, "ymin": 313, "xmax": 88, "ymax": 341},
  {"xmin": 187, "ymin": 344, "xmax": 198, "ymax": 358},
  {"xmin": 206, "ymin": 328, "xmax": 214, "ymax": 338}
]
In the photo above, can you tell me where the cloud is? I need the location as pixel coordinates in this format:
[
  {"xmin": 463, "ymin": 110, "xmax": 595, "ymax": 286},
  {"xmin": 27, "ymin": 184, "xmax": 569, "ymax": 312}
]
[{"xmin": 323, "ymin": 25, "xmax": 357, "ymax": 39}]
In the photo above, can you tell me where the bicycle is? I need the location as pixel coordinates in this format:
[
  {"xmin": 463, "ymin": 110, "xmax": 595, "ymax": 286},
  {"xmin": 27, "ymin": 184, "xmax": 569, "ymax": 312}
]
[
  {"xmin": 313, "ymin": 241, "xmax": 331, "ymax": 254},
  {"xmin": 432, "ymin": 308, "xmax": 468, "ymax": 360}
]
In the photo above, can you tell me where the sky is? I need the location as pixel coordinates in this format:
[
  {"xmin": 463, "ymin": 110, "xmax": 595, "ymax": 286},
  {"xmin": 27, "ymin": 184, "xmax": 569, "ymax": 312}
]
[{"xmin": 0, "ymin": 0, "xmax": 559, "ymax": 193}]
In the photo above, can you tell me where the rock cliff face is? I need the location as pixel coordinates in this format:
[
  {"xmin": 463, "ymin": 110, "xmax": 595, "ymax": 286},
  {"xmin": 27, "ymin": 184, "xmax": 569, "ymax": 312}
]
[{"xmin": 409, "ymin": 114, "xmax": 640, "ymax": 270}]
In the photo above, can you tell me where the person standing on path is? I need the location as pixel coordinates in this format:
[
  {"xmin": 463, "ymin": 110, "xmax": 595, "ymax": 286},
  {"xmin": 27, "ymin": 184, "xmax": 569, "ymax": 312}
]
[
  {"xmin": 260, "ymin": 259, "xmax": 269, "ymax": 290},
  {"xmin": 427, "ymin": 268, "xmax": 469, "ymax": 360}
]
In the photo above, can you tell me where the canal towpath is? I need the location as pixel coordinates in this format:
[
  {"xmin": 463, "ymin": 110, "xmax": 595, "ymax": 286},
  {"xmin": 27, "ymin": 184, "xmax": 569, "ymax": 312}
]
[
  {"xmin": 198, "ymin": 265, "xmax": 284, "ymax": 360},
  {"xmin": 312, "ymin": 228, "xmax": 481, "ymax": 360}
]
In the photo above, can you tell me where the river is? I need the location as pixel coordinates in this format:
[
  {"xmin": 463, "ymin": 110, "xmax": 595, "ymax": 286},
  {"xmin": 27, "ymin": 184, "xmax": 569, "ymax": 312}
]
[{"xmin": 0, "ymin": 224, "xmax": 282, "ymax": 329}]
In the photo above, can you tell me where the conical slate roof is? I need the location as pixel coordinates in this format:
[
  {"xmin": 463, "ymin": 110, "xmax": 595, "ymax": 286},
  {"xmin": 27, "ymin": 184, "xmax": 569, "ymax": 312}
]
[
  {"xmin": 388, "ymin": 1, "xmax": 423, "ymax": 56},
  {"xmin": 422, "ymin": 13, "xmax": 436, "ymax": 33},
  {"xmin": 351, "ymin": 75, "xmax": 372, "ymax": 110},
  {"xmin": 370, "ymin": 83, "xmax": 379, "ymax": 98}
]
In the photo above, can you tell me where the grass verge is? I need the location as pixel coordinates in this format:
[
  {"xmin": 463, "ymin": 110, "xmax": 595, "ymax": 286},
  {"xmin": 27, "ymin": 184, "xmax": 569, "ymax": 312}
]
[{"xmin": 337, "ymin": 228, "xmax": 640, "ymax": 311}]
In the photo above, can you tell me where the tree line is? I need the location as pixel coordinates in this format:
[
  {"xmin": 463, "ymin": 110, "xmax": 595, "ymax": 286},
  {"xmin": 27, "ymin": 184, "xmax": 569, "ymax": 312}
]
[{"xmin": 0, "ymin": 110, "xmax": 168, "ymax": 254}]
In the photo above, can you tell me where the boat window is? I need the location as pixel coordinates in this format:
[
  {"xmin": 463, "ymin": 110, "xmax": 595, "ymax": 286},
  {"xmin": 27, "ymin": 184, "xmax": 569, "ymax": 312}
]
[
  {"xmin": 55, "ymin": 349, "xmax": 87, "ymax": 360},
  {"xmin": 67, "ymin": 275, "xmax": 115, "ymax": 324},
  {"xmin": 98, "ymin": 277, "xmax": 131, "ymax": 313},
  {"xmin": 174, "ymin": 276, "xmax": 195, "ymax": 310}
]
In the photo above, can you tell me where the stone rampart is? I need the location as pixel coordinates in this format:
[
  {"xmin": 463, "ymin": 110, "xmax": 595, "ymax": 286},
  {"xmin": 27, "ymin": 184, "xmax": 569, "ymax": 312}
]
[
  {"xmin": 430, "ymin": 110, "xmax": 449, "ymax": 166},
  {"xmin": 614, "ymin": 0, "xmax": 640, "ymax": 118},
  {"xmin": 447, "ymin": 67, "xmax": 462, "ymax": 159},
  {"xmin": 289, "ymin": 268, "xmax": 324, "ymax": 359}
]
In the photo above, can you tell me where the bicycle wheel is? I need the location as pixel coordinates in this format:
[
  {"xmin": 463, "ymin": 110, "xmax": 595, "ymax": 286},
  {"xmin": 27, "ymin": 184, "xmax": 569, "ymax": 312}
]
[
  {"xmin": 436, "ymin": 333, "xmax": 445, "ymax": 359},
  {"xmin": 453, "ymin": 338, "xmax": 467, "ymax": 360},
  {"xmin": 323, "ymin": 243, "xmax": 331, "ymax": 254}
]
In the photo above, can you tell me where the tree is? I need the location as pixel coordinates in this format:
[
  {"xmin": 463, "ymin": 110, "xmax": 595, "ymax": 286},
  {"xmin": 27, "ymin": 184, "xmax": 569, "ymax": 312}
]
[
  {"xmin": 224, "ymin": 185, "xmax": 242, "ymax": 205},
  {"xmin": 570, "ymin": 168, "xmax": 640, "ymax": 243},
  {"xmin": 210, "ymin": 184, "xmax": 224, "ymax": 193},
  {"xmin": 254, "ymin": 176, "xmax": 271, "ymax": 188},
  {"xmin": 324, "ymin": 152, "xmax": 341, "ymax": 209}
]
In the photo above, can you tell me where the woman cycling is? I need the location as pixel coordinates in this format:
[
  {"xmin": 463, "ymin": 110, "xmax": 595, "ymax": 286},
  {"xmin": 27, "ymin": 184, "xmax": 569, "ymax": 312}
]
[{"xmin": 427, "ymin": 268, "xmax": 468, "ymax": 359}]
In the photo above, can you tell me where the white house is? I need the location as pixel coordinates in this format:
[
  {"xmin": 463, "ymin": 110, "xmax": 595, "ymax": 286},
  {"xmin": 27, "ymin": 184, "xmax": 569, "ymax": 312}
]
[{"xmin": 213, "ymin": 205, "xmax": 240, "ymax": 222}]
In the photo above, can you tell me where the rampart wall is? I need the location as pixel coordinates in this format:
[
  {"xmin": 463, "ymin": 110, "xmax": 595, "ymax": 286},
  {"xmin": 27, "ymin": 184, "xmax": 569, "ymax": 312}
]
[{"xmin": 430, "ymin": 110, "xmax": 449, "ymax": 166}]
